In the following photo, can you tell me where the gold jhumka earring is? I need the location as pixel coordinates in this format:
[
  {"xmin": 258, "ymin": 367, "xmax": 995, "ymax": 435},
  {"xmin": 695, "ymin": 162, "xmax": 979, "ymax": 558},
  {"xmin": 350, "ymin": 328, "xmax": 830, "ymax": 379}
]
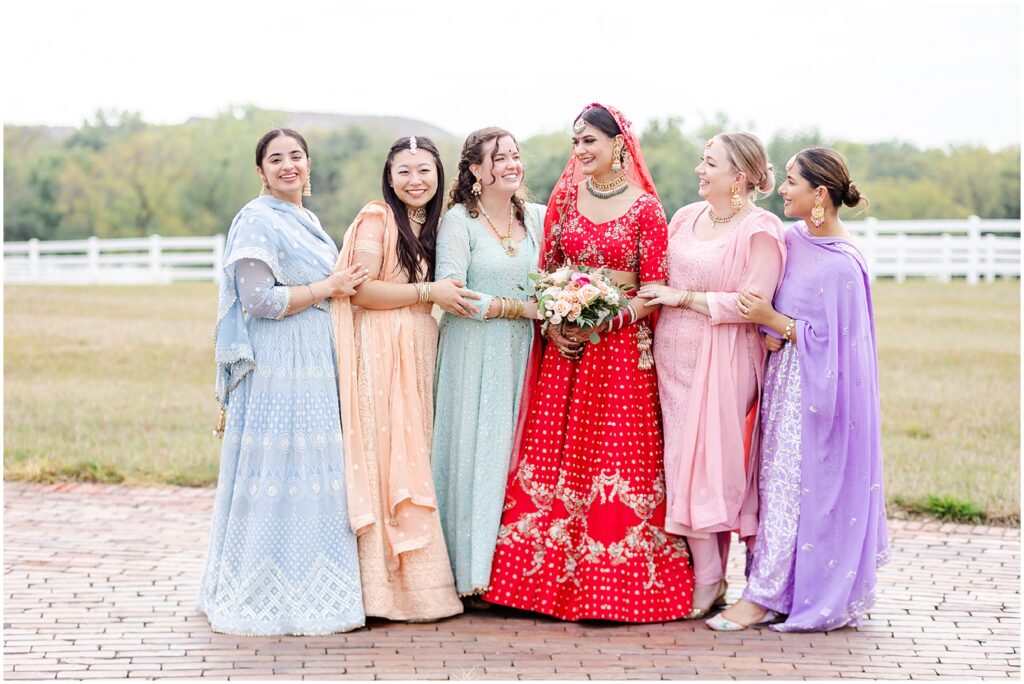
[
  {"xmin": 611, "ymin": 143, "xmax": 623, "ymax": 174},
  {"xmin": 730, "ymin": 183, "xmax": 744, "ymax": 211},
  {"xmin": 810, "ymin": 194, "xmax": 826, "ymax": 227},
  {"xmin": 302, "ymin": 176, "xmax": 312, "ymax": 197},
  {"xmin": 259, "ymin": 178, "xmax": 268, "ymax": 196}
]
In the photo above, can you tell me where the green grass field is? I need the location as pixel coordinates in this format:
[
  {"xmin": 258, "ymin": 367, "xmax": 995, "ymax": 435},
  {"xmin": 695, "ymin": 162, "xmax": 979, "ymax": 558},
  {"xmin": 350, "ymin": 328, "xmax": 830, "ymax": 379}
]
[{"xmin": 4, "ymin": 281, "xmax": 1020, "ymax": 522}]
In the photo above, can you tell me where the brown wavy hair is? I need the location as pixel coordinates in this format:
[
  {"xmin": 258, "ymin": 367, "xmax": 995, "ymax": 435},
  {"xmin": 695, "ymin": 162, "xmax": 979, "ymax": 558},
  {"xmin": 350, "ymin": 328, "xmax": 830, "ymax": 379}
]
[{"xmin": 448, "ymin": 127, "xmax": 529, "ymax": 224}]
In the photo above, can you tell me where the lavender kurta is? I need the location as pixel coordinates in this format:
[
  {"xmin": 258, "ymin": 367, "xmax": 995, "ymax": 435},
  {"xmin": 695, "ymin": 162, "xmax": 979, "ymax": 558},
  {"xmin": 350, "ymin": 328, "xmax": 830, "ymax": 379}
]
[{"xmin": 748, "ymin": 222, "xmax": 889, "ymax": 632}]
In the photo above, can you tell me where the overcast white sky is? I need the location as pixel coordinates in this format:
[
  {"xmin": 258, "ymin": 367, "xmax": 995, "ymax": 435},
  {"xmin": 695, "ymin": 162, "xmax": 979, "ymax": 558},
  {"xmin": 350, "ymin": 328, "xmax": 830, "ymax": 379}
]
[{"xmin": 2, "ymin": 0, "xmax": 1020, "ymax": 148}]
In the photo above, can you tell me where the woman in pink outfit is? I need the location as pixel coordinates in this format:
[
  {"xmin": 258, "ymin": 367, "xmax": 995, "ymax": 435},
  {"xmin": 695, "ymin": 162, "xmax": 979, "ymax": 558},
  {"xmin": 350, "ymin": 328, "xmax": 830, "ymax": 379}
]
[{"xmin": 637, "ymin": 132, "xmax": 785, "ymax": 619}]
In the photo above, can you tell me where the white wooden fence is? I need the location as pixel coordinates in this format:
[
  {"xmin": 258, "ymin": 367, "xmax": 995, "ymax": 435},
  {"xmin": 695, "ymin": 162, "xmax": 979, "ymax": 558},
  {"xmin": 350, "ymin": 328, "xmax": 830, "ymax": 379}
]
[
  {"xmin": 3, "ymin": 235, "xmax": 225, "ymax": 285},
  {"xmin": 2, "ymin": 217, "xmax": 1020, "ymax": 285}
]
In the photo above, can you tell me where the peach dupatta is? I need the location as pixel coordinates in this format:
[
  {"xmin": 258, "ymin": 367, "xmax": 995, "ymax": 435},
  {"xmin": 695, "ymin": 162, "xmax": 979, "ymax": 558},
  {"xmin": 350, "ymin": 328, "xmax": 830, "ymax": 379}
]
[{"xmin": 331, "ymin": 201, "xmax": 437, "ymax": 572}]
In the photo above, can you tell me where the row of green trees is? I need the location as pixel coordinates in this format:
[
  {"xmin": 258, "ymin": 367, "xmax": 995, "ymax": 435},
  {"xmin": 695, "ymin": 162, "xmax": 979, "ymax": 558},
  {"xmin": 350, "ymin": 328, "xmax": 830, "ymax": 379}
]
[{"xmin": 4, "ymin": 107, "xmax": 1020, "ymax": 243}]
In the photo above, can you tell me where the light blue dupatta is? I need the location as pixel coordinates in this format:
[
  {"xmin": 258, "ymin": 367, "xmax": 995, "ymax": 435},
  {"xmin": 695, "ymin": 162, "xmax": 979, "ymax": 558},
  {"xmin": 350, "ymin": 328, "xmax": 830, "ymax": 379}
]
[{"xmin": 214, "ymin": 195, "xmax": 339, "ymax": 406}]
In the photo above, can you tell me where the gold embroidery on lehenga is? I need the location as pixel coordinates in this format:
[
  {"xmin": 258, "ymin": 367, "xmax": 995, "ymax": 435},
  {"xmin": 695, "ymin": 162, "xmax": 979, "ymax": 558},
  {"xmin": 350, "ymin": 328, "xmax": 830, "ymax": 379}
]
[{"xmin": 495, "ymin": 458, "xmax": 690, "ymax": 590}]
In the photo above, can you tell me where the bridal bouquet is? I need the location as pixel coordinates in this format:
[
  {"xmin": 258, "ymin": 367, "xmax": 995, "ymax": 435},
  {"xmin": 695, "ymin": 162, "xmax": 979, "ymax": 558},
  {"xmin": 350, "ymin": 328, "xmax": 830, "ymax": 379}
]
[{"xmin": 528, "ymin": 264, "xmax": 631, "ymax": 343}]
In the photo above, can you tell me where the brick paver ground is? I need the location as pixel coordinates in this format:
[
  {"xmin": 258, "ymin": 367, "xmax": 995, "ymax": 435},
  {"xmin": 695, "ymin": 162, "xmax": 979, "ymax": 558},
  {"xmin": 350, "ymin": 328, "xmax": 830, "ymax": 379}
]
[{"xmin": 3, "ymin": 482, "xmax": 1019, "ymax": 681}]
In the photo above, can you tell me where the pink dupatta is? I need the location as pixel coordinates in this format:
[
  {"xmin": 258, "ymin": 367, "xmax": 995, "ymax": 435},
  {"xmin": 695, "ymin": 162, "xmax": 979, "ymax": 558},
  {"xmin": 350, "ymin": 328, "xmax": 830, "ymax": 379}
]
[
  {"xmin": 666, "ymin": 202, "xmax": 786, "ymax": 541},
  {"xmin": 332, "ymin": 201, "xmax": 438, "ymax": 571}
]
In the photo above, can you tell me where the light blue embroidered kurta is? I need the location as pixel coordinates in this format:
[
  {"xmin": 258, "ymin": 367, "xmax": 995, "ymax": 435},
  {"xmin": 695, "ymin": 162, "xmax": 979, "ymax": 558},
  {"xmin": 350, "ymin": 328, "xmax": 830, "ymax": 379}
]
[
  {"xmin": 430, "ymin": 201, "xmax": 544, "ymax": 595},
  {"xmin": 198, "ymin": 195, "xmax": 364, "ymax": 635}
]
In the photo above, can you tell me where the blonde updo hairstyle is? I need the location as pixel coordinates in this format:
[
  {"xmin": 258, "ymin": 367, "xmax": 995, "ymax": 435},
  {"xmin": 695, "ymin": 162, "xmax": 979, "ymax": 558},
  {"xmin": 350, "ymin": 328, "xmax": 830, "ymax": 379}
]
[{"xmin": 712, "ymin": 132, "xmax": 775, "ymax": 201}]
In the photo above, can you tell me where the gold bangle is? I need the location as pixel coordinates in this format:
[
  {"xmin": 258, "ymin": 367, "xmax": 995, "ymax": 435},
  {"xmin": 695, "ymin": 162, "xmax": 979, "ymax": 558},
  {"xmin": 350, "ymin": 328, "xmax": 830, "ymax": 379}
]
[{"xmin": 783, "ymin": 317, "xmax": 796, "ymax": 341}]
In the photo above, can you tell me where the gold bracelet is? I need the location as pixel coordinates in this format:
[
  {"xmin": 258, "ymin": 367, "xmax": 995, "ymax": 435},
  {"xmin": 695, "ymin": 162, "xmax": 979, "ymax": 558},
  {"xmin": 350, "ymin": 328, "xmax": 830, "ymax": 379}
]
[
  {"xmin": 783, "ymin": 317, "xmax": 796, "ymax": 341},
  {"xmin": 414, "ymin": 282, "xmax": 431, "ymax": 304},
  {"xmin": 513, "ymin": 298, "xmax": 524, "ymax": 319}
]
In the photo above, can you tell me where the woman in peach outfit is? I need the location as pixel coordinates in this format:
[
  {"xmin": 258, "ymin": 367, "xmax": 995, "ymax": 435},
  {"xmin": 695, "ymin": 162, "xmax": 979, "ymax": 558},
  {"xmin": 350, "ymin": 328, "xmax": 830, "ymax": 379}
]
[
  {"xmin": 332, "ymin": 136, "xmax": 473, "ymax": 622},
  {"xmin": 637, "ymin": 132, "xmax": 785, "ymax": 619}
]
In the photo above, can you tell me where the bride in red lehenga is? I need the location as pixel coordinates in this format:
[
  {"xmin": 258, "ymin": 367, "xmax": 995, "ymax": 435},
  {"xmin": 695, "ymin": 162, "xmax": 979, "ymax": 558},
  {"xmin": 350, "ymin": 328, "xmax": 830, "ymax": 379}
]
[{"xmin": 483, "ymin": 104, "xmax": 694, "ymax": 622}]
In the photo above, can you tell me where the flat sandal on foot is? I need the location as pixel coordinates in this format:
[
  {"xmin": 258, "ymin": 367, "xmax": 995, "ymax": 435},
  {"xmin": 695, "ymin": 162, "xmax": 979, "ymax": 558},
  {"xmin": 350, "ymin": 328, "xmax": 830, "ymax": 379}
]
[
  {"xmin": 685, "ymin": 580, "xmax": 728, "ymax": 620},
  {"xmin": 705, "ymin": 609, "xmax": 779, "ymax": 632}
]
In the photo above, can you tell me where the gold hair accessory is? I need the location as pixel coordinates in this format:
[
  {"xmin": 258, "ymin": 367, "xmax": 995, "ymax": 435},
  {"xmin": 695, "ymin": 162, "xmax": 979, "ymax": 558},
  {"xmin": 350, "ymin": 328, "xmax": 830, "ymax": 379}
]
[
  {"xmin": 573, "ymin": 117, "xmax": 587, "ymax": 134},
  {"xmin": 407, "ymin": 206, "xmax": 427, "ymax": 225},
  {"xmin": 810, "ymin": 194, "xmax": 826, "ymax": 228},
  {"xmin": 730, "ymin": 183, "xmax": 744, "ymax": 211},
  {"xmin": 409, "ymin": 136, "xmax": 418, "ymax": 154}
]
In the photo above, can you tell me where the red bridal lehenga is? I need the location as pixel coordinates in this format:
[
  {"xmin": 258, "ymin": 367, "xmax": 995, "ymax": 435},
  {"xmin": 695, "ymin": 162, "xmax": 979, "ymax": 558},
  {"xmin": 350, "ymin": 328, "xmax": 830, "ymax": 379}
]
[{"xmin": 483, "ymin": 104, "xmax": 694, "ymax": 622}]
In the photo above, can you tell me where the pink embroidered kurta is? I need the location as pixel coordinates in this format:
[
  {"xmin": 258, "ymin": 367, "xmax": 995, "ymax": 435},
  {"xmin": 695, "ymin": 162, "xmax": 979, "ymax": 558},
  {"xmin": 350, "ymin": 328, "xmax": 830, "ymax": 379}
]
[{"xmin": 654, "ymin": 202, "xmax": 786, "ymax": 540}]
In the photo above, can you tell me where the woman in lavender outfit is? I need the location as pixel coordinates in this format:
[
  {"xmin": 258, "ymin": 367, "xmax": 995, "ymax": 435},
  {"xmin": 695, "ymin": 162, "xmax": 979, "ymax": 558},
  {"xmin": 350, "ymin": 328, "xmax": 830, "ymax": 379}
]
[{"xmin": 707, "ymin": 147, "xmax": 889, "ymax": 632}]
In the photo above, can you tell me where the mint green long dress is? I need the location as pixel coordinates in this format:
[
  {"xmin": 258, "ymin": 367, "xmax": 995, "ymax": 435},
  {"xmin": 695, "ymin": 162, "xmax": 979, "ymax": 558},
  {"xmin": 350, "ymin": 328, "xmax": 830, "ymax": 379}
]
[{"xmin": 431, "ymin": 201, "xmax": 544, "ymax": 596}]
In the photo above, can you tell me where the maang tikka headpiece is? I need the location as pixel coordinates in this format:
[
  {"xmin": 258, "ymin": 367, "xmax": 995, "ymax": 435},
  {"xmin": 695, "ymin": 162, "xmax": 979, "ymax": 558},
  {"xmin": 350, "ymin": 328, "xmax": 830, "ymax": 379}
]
[
  {"xmin": 572, "ymin": 118, "xmax": 586, "ymax": 135},
  {"xmin": 409, "ymin": 136, "xmax": 418, "ymax": 154}
]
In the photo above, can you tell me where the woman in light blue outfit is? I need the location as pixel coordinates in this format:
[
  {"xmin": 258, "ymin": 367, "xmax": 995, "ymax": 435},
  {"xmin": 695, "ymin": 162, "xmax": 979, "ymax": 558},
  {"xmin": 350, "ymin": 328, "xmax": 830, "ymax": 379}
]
[
  {"xmin": 431, "ymin": 128, "xmax": 545, "ymax": 599},
  {"xmin": 198, "ymin": 129, "xmax": 369, "ymax": 635}
]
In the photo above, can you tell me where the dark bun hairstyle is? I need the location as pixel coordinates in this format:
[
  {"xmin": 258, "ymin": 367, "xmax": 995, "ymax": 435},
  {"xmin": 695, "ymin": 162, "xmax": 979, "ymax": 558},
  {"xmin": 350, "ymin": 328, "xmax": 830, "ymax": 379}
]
[{"xmin": 793, "ymin": 147, "xmax": 868, "ymax": 209}]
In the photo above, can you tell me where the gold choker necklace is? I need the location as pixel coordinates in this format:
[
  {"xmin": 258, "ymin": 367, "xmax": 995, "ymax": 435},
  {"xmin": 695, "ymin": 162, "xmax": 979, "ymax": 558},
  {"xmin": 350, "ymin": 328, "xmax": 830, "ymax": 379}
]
[
  {"xmin": 708, "ymin": 207, "xmax": 738, "ymax": 225},
  {"xmin": 407, "ymin": 207, "xmax": 427, "ymax": 225},
  {"xmin": 586, "ymin": 173, "xmax": 628, "ymax": 199}
]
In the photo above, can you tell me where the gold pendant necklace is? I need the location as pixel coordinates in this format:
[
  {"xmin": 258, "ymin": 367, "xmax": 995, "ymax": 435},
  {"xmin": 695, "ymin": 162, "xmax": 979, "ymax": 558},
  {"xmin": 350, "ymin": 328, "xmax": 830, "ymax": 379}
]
[{"xmin": 478, "ymin": 201, "xmax": 519, "ymax": 257}]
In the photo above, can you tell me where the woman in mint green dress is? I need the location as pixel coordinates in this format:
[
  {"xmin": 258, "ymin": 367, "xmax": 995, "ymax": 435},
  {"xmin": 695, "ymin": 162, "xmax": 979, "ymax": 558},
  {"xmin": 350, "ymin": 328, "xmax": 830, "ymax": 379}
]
[{"xmin": 431, "ymin": 127, "xmax": 545, "ymax": 598}]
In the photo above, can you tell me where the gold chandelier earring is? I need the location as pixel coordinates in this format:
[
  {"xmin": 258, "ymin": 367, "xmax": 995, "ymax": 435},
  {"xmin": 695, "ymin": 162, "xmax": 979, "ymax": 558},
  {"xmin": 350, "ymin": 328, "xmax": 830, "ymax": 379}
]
[
  {"xmin": 302, "ymin": 174, "xmax": 312, "ymax": 197},
  {"xmin": 471, "ymin": 177, "xmax": 482, "ymax": 196},
  {"xmin": 259, "ymin": 178, "xmax": 268, "ymax": 196},
  {"xmin": 611, "ymin": 143, "xmax": 623, "ymax": 174},
  {"xmin": 810, "ymin": 193, "xmax": 826, "ymax": 227},
  {"xmin": 730, "ymin": 183, "xmax": 744, "ymax": 211}
]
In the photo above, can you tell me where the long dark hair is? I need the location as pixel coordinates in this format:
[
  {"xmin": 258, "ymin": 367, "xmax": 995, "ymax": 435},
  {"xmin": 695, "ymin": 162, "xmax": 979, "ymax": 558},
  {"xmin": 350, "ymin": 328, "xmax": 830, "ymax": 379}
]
[
  {"xmin": 448, "ymin": 127, "xmax": 528, "ymax": 224},
  {"xmin": 381, "ymin": 136, "xmax": 444, "ymax": 282}
]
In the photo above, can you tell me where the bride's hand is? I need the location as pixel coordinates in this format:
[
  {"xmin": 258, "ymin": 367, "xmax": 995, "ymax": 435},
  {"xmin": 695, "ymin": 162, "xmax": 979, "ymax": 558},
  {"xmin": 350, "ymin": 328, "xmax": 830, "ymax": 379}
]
[{"xmin": 547, "ymin": 324, "xmax": 584, "ymax": 360}]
